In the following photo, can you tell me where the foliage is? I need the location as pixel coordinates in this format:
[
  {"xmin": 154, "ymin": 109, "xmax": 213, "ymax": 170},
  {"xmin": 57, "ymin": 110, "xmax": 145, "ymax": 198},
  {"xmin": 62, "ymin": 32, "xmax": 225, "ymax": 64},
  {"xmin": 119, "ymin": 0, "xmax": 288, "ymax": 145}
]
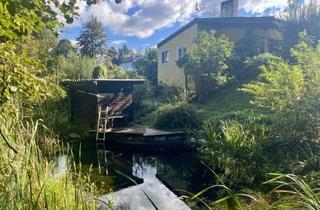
[
  {"xmin": 104, "ymin": 59, "xmax": 138, "ymax": 79},
  {"xmin": 229, "ymin": 29, "xmax": 276, "ymax": 79},
  {"xmin": 77, "ymin": 15, "xmax": 107, "ymax": 57},
  {"xmin": 242, "ymin": 57, "xmax": 304, "ymax": 112},
  {"xmin": 201, "ymin": 116, "xmax": 271, "ymax": 187},
  {"xmin": 238, "ymin": 53, "xmax": 283, "ymax": 79},
  {"xmin": 133, "ymin": 81, "xmax": 154, "ymax": 107},
  {"xmin": 57, "ymin": 52, "xmax": 98, "ymax": 80},
  {"xmin": 191, "ymin": 165, "xmax": 255, "ymax": 210},
  {"xmin": 0, "ymin": 0, "xmax": 123, "ymax": 43},
  {"xmin": 235, "ymin": 29, "xmax": 268, "ymax": 60},
  {"xmin": 242, "ymin": 38, "xmax": 320, "ymax": 145},
  {"xmin": 281, "ymin": 0, "xmax": 320, "ymax": 58},
  {"xmin": 133, "ymin": 48, "xmax": 158, "ymax": 86},
  {"xmin": 25, "ymin": 29, "xmax": 59, "ymax": 77},
  {"xmin": 153, "ymin": 103, "xmax": 201, "ymax": 130},
  {"xmin": 118, "ymin": 44, "xmax": 136, "ymax": 63},
  {"xmin": 179, "ymin": 31, "xmax": 234, "ymax": 102},
  {"xmin": 0, "ymin": 112, "xmax": 96, "ymax": 209},
  {"xmin": 265, "ymin": 173, "xmax": 320, "ymax": 210},
  {"xmin": 54, "ymin": 39, "xmax": 76, "ymax": 58},
  {"xmin": 0, "ymin": 42, "xmax": 63, "ymax": 108},
  {"xmin": 107, "ymin": 47, "xmax": 120, "ymax": 65},
  {"xmin": 92, "ymin": 65, "xmax": 106, "ymax": 79},
  {"xmin": 0, "ymin": 0, "xmax": 59, "ymax": 42}
]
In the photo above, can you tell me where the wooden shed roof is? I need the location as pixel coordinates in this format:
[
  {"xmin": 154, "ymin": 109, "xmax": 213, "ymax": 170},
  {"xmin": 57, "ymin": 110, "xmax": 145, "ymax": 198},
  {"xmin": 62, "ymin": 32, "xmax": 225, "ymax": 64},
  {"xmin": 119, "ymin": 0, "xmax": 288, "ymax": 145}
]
[{"xmin": 62, "ymin": 79, "xmax": 145, "ymax": 86}]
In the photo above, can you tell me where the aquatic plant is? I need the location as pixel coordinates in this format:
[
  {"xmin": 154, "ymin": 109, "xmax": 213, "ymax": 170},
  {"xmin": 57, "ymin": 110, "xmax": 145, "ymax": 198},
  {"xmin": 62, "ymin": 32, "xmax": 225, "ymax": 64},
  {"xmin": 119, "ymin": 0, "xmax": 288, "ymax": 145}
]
[
  {"xmin": 0, "ymin": 112, "xmax": 97, "ymax": 209},
  {"xmin": 266, "ymin": 173, "xmax": 320, "ymax": 210}
]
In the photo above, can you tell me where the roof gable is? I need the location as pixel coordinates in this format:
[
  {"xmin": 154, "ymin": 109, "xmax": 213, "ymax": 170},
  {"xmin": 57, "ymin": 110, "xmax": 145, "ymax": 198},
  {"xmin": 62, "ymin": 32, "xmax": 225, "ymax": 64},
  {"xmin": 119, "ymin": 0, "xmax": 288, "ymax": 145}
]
[{"xmin": 157, "ymin": 16, "xmax": 280, "ymax": 48}]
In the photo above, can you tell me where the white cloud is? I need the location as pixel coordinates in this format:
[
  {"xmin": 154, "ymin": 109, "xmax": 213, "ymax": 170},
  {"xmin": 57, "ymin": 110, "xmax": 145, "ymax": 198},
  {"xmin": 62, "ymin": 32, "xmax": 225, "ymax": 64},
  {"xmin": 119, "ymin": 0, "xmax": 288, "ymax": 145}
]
[
  {"xmin": 199, "ymin": 0, "xmax": 288, "ymax": 16},
  {"xmin": 110, "ymin": 40, "xmax": 128, "ymax": 46},
  {"xmin": 69, "ymin": 0, "xmax": 197, "ymax": 38},
  {"xmin": 239, "ymin": 0, "xmax": 287, "ymax": 14},
  {"xmin": 68, "ymin": 0, "xmax": 291, "ymax": 38}
]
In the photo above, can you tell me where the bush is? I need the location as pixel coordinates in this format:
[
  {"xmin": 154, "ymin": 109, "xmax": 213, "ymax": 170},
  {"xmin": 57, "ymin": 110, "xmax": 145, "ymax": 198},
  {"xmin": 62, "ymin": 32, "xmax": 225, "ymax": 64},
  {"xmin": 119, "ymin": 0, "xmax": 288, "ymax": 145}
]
[
  {"xmin": 92, "ymin": 65, "xmax": 106, "ymax": 79},
  {"xmin": 153, "ymin": 103, "xmax": 201, "ymax": 130}
]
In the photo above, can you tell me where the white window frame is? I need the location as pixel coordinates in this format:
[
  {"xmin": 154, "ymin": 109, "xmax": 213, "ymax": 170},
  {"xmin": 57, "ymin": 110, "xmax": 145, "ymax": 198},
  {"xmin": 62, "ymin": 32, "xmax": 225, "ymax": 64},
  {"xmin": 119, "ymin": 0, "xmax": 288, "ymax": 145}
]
[
  {"xmin": 176, "ymin": 47, "xmax": 187, "ymax": 61},
  {"xmin": 161, "ymin": 51, "xmax": 169, "ymax": 64}
]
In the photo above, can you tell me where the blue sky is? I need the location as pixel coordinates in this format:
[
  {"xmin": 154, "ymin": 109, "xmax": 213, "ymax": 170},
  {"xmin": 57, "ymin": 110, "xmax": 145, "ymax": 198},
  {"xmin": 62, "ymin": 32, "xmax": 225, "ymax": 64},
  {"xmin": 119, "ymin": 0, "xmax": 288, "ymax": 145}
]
[{"xmin": 59, "ymin": 0, "xmax": 290, "ymax": 52}]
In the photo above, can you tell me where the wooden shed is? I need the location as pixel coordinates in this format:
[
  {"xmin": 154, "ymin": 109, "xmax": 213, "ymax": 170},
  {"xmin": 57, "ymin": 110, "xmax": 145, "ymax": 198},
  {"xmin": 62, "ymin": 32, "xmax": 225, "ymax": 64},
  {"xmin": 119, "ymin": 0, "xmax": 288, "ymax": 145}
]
[{"xmin": 63, "ymin": 79, "xmax": 144, "ymax": 130}]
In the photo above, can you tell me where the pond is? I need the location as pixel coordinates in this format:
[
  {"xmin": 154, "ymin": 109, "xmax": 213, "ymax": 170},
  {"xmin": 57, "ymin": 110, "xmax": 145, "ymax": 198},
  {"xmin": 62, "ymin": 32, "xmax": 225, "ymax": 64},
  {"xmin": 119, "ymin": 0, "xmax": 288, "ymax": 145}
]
[{"xmin": 53, "ymin": 142, "xmax": 217, "ymax": 209}]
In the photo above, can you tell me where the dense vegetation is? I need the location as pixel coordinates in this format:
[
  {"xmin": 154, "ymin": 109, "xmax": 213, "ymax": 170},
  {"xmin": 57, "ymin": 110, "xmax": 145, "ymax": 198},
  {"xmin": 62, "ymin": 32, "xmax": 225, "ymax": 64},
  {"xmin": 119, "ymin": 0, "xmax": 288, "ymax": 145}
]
[
  {"xmin": 0, "ymin": 0, "xmax": 126, "ymax": 209},
  {"xmin": 137, "ymin": 1, "xmax": 320, "ymax": 209},
  {"xmin": 2, "ymin": 0, "xmax": 320, "ymax": 209}
]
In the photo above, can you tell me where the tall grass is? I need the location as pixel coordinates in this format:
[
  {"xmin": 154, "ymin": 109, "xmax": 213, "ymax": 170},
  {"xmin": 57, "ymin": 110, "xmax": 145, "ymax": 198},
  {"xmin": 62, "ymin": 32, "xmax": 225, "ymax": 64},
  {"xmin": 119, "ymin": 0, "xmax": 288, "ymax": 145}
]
[
  {"xmin": 201, "ymin": 118, "xmax": 270, "ymax": 187},
  {"xmin": 266, "ymin": 173, "xmax": 320, "ymax": 210},
  {"xmin": 0, "ymin": 112, "xmax": 97, "ymax": 209}
]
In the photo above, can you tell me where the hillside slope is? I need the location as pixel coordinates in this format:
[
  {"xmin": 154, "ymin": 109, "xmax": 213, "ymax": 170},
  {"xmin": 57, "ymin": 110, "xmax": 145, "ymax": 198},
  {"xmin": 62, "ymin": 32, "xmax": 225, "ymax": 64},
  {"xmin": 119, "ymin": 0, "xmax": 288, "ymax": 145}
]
[{"xmin": 140, "ymin": 81, "xmax": 257, "ymax": 127}]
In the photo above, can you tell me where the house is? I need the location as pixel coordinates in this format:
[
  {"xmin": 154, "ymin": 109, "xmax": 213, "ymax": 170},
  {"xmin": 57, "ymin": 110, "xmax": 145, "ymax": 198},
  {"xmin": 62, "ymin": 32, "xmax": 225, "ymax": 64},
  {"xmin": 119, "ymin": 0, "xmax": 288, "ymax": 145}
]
[
  {"xmin": 62, "ymin": 79, "xmax": 144, "ymax": 130},
  {"xmin": 157, "ymin": 1, "xmax": 282, "ymax": 87}
]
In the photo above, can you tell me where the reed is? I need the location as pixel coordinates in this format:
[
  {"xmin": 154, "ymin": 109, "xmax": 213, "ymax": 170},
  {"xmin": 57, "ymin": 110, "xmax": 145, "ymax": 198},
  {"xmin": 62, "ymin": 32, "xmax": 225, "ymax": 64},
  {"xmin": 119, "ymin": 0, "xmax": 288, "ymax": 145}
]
[
  {"xmin": 0, "ymin": 113, "xmax": 97, "ymax": 210},
  {"xmin": 266, "ymin": 173, "xmax": 320, "ymax": 210}
]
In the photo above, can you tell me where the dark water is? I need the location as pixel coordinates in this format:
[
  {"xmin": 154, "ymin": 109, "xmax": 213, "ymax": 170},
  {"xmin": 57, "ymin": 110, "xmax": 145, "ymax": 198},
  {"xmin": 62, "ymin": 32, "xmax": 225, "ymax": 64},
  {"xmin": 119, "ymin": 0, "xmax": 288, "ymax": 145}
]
[{"xmin": 53, "ymin": 142, "xmax": 216, "ymax": 208}]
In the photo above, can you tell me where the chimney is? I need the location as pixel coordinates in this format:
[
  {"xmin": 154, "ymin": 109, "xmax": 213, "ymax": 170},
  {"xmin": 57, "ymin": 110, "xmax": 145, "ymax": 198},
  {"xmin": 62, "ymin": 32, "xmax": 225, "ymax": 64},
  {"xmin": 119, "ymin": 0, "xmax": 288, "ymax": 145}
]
[{"xmin": 220, "ymin": 0, "xmax": 238, "ymax": 17}]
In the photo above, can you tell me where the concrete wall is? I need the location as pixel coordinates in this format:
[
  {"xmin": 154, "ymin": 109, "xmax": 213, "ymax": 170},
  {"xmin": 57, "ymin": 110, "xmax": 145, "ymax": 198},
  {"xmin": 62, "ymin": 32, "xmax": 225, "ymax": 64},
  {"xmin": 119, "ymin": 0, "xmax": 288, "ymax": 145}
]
[{"xmin": 158, "ymin": 23, "xmax": 198, "ymax": 87}]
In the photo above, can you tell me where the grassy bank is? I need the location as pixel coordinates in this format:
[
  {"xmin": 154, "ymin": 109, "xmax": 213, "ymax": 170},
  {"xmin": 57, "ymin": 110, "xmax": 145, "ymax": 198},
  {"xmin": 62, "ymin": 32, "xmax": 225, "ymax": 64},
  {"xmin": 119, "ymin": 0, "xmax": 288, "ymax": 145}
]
[{"xmin": 140, "ymin": 81, "xmax": 257, "ymax": 128}]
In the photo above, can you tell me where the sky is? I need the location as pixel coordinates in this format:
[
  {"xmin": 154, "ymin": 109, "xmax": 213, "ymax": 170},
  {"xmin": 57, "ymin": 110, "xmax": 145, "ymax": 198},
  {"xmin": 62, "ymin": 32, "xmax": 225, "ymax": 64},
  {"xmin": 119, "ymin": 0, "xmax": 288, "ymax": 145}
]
[{"xmin": 59, "ymin": 0, "xmax": 291, "ymax": 52}]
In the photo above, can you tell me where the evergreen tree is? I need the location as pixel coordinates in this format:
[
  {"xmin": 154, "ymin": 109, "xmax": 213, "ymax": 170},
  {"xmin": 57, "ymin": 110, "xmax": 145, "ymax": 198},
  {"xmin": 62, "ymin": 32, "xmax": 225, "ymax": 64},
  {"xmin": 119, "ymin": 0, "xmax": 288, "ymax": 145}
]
[{"xmin": 77, "ymin": 16, "xmax": 107, "ymax": 57}]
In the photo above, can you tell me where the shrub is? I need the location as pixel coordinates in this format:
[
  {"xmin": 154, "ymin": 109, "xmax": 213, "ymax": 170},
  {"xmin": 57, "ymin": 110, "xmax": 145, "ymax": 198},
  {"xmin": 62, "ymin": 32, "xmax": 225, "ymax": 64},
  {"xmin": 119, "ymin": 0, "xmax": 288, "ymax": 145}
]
[
  {"xmin": 156, "ymin": 83, "xmax": 184, "ymax": 103},
  {"xmin": 242, "ymin": 53, "xmax": 283, "ymax": 79},
  {"xmin": 153, "ymin": 103, "xmax": 201, "ymax": 130},
  {"xmin": 92, "ymin": 65, "xmax": 106, "ymax": 79}
]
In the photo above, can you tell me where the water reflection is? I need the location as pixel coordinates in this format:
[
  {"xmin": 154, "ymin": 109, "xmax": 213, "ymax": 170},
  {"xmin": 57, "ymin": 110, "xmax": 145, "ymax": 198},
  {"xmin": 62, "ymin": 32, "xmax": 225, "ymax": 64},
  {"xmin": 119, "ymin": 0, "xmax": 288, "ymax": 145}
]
[
  {"xmin": 53, "ymin": 154, "xmax": 68, "ymax": 175},
  {"xmin": 53, "ymin": 143, "xmax": 215, "ymax": 209}
]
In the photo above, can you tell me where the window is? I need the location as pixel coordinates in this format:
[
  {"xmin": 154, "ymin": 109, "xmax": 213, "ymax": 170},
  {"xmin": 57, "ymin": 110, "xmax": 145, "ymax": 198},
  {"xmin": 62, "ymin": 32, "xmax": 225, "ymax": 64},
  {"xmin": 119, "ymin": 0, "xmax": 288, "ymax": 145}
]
[
  {"xmin": 161, "ymin": 51, "xmax": 169, "ymax": 64},
  {"xmin": 177, "ymin": 47, "xmax": 187, "ymax": 60}
]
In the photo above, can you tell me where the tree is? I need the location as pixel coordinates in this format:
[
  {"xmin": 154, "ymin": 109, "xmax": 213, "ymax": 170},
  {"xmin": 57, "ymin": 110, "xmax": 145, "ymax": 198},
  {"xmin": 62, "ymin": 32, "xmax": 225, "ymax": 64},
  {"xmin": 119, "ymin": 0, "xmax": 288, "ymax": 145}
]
[
  {"xmin": 242, "ymin": 58, "xmax": 304, "ymax": 112},
  {"xmin": 133, "ymin": 48, "xmax": 158, "ymax": 86},
  {"xmin": 54, "ymin": 39, "xmax": 76, "ymax": 58},
  {"xmin": 178, "ymin": 31, "xmax": 234, "ymax": 102},
  {"xmin": 281, "ymin": 0, "xmax": 320, "ymax": 58},
  {"xmin": 242, "ymin": 35, "xmax": 320, "ymax": 145},
  {"xmin": 118, "ymin": 44, "xmax": 134, "ymax": 63},
  {"xmin": 77, "ymin": 15, "xmax": 107, "ymax": 57},
  {"xmin": 107, "ymin": 47, "xmax": 120, "ymax": 65}
]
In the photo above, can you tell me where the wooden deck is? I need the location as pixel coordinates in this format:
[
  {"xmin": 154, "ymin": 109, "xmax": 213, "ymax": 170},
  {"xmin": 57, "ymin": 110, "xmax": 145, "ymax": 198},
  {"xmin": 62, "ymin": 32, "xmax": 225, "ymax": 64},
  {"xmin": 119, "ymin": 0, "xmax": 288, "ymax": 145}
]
[{"xmin": 91, "ymin": 124, "xmax": 190, "ymax": 153}]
